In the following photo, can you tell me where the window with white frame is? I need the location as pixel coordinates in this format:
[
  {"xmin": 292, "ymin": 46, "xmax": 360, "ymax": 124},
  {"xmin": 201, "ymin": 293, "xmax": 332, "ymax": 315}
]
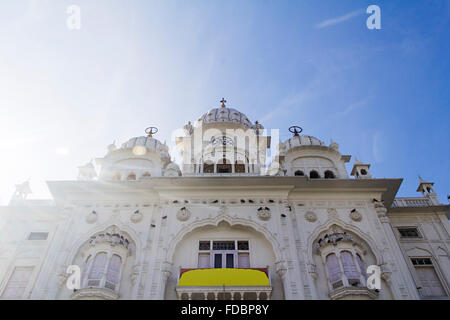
[
  {"xmin": 1, "ymin": 266, "xmax": 34, "ymax": 299},
  {"xmin": 356, "ymin": 253, "xmax": 366, "ymax": 279},
  {"xmin": 27, "ymin": 232, "xmax": 48, "ymax": 240},
  {"xmin": 341, "ymin": 251, "xmax": 360, "ymax": 286},
  {"xmin": 326, "ymin": 253, "xmax": 342, "ymax": 289},
  {"xmin": 411, "ymin": 257, "xmax": 446, "ymax": 297},
  {"xmin": 105, "ymin": 255, "xmax": 122, "ymax": 291},
  {"xmin": 198, "ymin": 240, "xmax": 250, "ymax": 269},
  {"xmin": 398, "ymin": 227, "xmax": 421, "ymax": 238},
  {"xmin": 85, "ymin": 251, "xmax": 124, "ymax": 292},
  {"xmin": 324, "ymin": 250, "xmax": 367, "ymax": 290}
]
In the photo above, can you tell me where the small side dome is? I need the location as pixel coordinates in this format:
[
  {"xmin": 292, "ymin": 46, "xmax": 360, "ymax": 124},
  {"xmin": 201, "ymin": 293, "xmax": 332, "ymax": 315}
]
[
  {"xmin": 280, "ymin": 128, "xmax": 348, "ymax": 179},
  {"xmin": 164, "ymin": 162, "xmax": 182, "ymax": 177},
  {"xmin": 285, "ymin": 135, "xmax": 325, "ymax": 151},
  {"xmin": 97, "ymin": 128, "xmax": 172, "ymax": 180},
  {"xmin": 121, "ymin": 136, "xmax": 170, "ymax": 161}
]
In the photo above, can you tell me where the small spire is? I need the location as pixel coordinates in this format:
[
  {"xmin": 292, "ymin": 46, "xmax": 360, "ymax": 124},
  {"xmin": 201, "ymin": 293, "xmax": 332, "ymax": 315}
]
[
  {"xmin": 220, "ymin": 98, "xmax": 227, "ymax": 108},
  {"xmin": 288, "ymin": 126, "xmax": 303, "ymax": 137},
  {"xmin": 107, "ymin": 141, "xmax": 117, "ymax": 152},
  {"xmin": 418, "ymin": 174, "xmax": 424, "ymax": 182},
  {"xmin": 145, "ymin": 127, "xmax": 158, "ymax": 138}
]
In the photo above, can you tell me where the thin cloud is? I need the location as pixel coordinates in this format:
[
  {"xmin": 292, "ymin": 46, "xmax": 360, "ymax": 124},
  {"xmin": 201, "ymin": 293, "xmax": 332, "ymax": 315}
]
[
  {"xmin": 315, "ymin": 9, "xmax": 364, "ymax": 29},
  {"xmin": 339, "ymin": 95, "xmax": 373, "ymax": 117}
]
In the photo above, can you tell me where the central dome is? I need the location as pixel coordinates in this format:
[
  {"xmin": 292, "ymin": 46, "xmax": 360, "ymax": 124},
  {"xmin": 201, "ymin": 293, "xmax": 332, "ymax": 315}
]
[{"xmin": 196, "ymin": 105, "xmax": 253, "ymax": 128}]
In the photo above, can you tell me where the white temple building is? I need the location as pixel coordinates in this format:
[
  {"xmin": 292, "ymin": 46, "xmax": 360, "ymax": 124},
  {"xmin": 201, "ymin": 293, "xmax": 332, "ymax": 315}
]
[{"xmin": 0, "ymin": 100, "xmax": 449, "ymax": 300}]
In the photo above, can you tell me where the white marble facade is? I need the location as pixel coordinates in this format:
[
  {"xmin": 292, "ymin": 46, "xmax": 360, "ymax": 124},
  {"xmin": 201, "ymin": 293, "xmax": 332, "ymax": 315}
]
[{"xmin": 0, "ymin": 103, "xmax": 449, "ymax": 300}]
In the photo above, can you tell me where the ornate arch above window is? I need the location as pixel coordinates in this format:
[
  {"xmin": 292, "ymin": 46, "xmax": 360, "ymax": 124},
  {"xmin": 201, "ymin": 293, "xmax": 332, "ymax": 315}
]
[
  {"xmin": 313, "ymin": 225, "xmax": 378, "ymax": 299},
  {"xmin": 324, "ymin": 170, "xmax": 336, "ymax": 179},
  {"xmin": 72, "ymin": 226, "xmax": 135, "ymax": 300},
  {"xmin": 294, "ymin": 170, "xmax": 304, "ymax": 176},
  {"xmin": 310, "ymin": 170, "xmax": 320, "ymax": 179}
]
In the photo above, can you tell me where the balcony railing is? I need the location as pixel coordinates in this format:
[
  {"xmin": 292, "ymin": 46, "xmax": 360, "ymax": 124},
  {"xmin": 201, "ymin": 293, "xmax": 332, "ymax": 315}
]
[
  {"xmin": 391, "ymin": 197, "xmax": 432, "ymax": 208},
  {"xmin": 176, "ymin": 267, "xmax": 272, "ymax": 300}
]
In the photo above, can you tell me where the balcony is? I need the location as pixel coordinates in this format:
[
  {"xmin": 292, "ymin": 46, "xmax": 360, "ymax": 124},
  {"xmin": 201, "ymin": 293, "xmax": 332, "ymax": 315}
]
[
  {"xmin": 329, "ymin": 286, "xmax": 378, "ymax": 300},
  {"xmin": 175, "ymin": 267, "xmax": 272, "ymax": 300},
  {"xmin": 71, "ymin": 287, "xmax": 119, "ymax": 300},
  {"xmin": 392, "ymin": 197, "xmax": 432, "ymax": 208}
]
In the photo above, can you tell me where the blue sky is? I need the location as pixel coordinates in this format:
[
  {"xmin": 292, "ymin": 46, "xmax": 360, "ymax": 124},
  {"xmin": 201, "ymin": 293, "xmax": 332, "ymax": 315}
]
[{"xmin": 0, "ymin": 0, "xmax": 448, "ymax": 204}]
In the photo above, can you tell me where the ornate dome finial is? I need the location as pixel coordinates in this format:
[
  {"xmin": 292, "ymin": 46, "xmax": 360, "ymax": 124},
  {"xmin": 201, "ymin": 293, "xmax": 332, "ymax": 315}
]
[
  {"xmin": 252, "ymin": 120, "xmax": 263, "ymax": 135},
  {"xmin": 220, "ymin": 97, "xmax": 227, "ymax": 108},
  {"xmin": 145, "ymin": 126, "xmax": 158, "ymax": 138},
  {"xmin": 107, "ymin": 140, "xmax": 117, "ymax": 152},
  {"xmin": 289, "ymin": 126, "xmax": 303, "ymax": 137},
  {"xmin": 183, "ymin": 121, "xmax": 194, "ymax": 135}
]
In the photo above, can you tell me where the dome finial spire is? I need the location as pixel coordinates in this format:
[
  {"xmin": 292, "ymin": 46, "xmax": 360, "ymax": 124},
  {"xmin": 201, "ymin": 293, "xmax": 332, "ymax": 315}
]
[
  {"xmin": 145, "ymin": 126, "xmax": 158, "ymax": 138},
  {"xmin": 220, "ymin": 97, "xmax": 227, "ymax": 108},
  {"xmin": 289, "ymin": 126, "xmax": 303, "ymax": 137}
]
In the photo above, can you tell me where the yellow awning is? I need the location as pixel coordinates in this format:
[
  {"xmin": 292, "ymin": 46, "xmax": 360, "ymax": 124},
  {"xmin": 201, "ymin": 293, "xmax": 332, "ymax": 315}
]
[{"xmin": 179, "ymin": 268, "xmax": 269, "ymax": 286}]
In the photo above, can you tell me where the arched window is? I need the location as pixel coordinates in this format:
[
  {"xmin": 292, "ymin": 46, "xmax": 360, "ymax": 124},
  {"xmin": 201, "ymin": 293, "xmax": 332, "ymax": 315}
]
[
  {"xmin": 203, "ymin": 162, "xmax": 214, "ymax": 173},
  {"xmin": 127, "ymin": 173, "xmax": 136, "ymax": 180},
  {"xmin": 142, "ymin": 172, "xmax": 151, "ymax": 178},
  {"xmin": 340, "ymin": 251, "xmax": 359, "ymax": 285},
  {"xmin": 105, "ymin": 255, "xmax": 122, "ymax": 291},
  {"xmin": 326, "ymin": 253, "xmax": 342, "ymax": 287},
  {"xmin": 235, "ymin": 161, "xmax": 245, "ymax": 173},
  {"xmin": 360, "ymin": 169, "xmax": 367, "ymax": 175},
  {"xmin": 356, "ymin": 254, "xmax": 366, "ymax": 279},
  {"xmin": 217, "ymin": 159, "xmax": 232, "ymax": 173},
  {"xmin": 294, "ymin": 170, "xmax": 304, "ymax": 176},
  {"xmin": 83, "ymin": 255, "xmax": 93, "ymax": 285},
  {"xmin": 88, "ymin": 252, "xmax": 107, "ymax": 286},
  {"xmin": 310, "ymin": 170, "xmax": 320, "ymax": 179},
  {"xmin": 324, "ymin": 170, "xmax": 335, "ymax": 179}
]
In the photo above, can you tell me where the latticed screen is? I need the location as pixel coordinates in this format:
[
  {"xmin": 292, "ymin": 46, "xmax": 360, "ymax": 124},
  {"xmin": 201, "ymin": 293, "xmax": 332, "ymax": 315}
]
[
  {"xmin": 341, "ymin": 251, "xmax": 359, "ymax": 281},
  {"xmin": 213, "ymin": 241, "xmax": 235, "ymax": 250},
  {"xmin": 238, "ymin": 241, "xmax": 249, "ymax": 250},
  {"xmin": 411, "ymin": 258, "xmax": 432, "ymax": 266},
  {"xmin": 356, "ymin": 254, "xmax": 366, "ymax": 278},
  {"xmin": 89, "ymin": 252, "xmax": 107, "ymax": 280},
  {"xmin": 199, "ymin": 241, "xmax": 210, "ymax": 250},
  {"xmin": 326, "ymin": 253, "xmax": 342, "ymax": 284},
  {"xmin": 27, "ymin": 232, "xmax": 48, "ymax": 240},
  {"xmin": 0, "ymin": 267, "xmax": 34, "ymax": 299},
  {"xmin": 398, "ymin": 228, "xmax": 420, "ymax": 238}
]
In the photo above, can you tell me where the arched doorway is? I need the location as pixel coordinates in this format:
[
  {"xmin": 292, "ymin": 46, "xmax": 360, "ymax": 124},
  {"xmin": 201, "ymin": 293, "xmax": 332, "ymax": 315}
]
[{"xmin": 165, "ymin": 221, "xmax": 284, "ymax": 300}]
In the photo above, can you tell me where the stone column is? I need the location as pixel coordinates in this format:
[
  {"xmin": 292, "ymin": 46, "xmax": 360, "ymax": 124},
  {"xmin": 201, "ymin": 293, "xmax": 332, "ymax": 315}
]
[{"xmin": 375, "ymin": 204, "xmax": 420, "ymax": 299}]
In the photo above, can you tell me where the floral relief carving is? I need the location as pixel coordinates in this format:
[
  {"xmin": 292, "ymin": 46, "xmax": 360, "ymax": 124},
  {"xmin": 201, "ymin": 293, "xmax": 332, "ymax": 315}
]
[
  {"xmin": 177, "ymin": 207, "xmax": 191, "ymax": 221},
  {"xmin": 257, "ymin": 207, "xmax": 271, "ymax": 221},
  {"xmin": 130, "ymin": 210, "xmax": 143, "ymax": 223},
  {"xmin": 130, "ymin": 265, "xmax": 140, "ymax": 285},
  {"xmin": 327, "ymin": 208, "xmax": 339, "ymax": 220},
  {"xmin": 349, "ymin": 209, "xmax": 362, "ymax": 222},
  {"xmin": 86, "ymin": 210, "xmax": 97, "ymax": 224},
  {"xmin": 304, "ymin": 211, "xmax": 317, "ymax": 222}
]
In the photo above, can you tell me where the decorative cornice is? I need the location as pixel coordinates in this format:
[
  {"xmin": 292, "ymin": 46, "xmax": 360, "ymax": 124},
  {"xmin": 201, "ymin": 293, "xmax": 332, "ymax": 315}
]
[{"xmin": 71, "ymin": 288, "xmax": 119, "ymax": 300}]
